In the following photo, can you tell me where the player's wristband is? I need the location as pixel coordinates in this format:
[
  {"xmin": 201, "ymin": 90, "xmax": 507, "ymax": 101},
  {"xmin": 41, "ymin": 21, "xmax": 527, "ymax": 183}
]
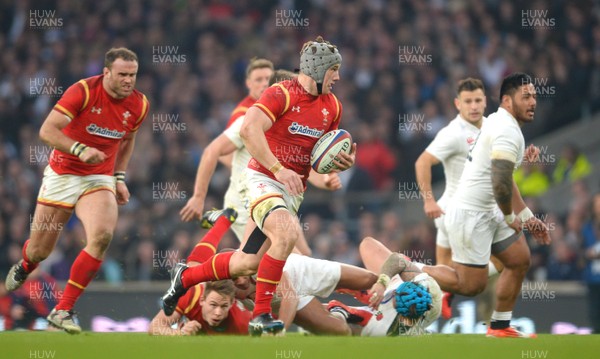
[
  {"xmin": 376, "ymin": 274, "xmax": 390, "ymax": 287},
  {"xmin": 269, "ymin": 161, "xmax": 283, "ymax": 175},
  {"xmin": 114, "ymin": 171, "xmax": 126, "ymax": 183},
  {"xmin": 70, "ymin": 141, "xmax": 89, "ymax": 158},
  {"xmin": 518, "ymin": 207, "xmax": 534, "ymax": 222},
  {"xmin": 504, "ymin": 212, "xmax": 516, "ymax": 224}
]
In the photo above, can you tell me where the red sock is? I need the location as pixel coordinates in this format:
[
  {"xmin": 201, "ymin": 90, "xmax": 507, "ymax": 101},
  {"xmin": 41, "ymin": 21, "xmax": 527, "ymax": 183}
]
[
  {"xmin": 21, "ymin": 239, "xmax": 39, "ymax": 273},
  {"xmin": 181, "ymin": 251, "xmax": 234, "ymax": 288},
  {"xmin": 56, "ymin": 250, "xmax": 102, "ymax": 311},
  {"xmin": 187, "ymin": 217, "xmax": 232, "ymax": 263},
  {"xmin": 253, "ymin": 254, "xmax": 286, "ymax": 317}
]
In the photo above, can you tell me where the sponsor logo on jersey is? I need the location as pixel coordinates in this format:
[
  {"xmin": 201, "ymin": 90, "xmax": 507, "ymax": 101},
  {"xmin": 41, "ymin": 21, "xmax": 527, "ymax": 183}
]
[
  {"xmin": 86, "ymin": 123, "xmax": 126, "ymax": 139},
  {"xmin": 288, "ymin": 122, "xmax": 324, "ymax": 138}
]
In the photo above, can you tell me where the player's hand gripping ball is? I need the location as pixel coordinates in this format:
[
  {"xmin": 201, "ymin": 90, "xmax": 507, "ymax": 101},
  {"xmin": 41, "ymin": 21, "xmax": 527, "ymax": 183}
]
[{"xmin": 310, "ymin": 129, "xmax": 352, "ymax": 174}]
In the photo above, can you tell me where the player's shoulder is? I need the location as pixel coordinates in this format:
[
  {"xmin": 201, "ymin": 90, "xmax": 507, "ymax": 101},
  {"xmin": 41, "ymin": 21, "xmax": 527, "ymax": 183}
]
[
  {"xmin": 239, "ymin": 95, "xmax": 255, "ymax": 107},
  {"xmin": 485, "ymin": 109, "xmax": 520, "ymax": 134},
  {"xmin": 78, "ymin": 75, "xmax": 103, "ymax": 88},
  {"xmin": 127, "ymin": 88, "xmax": 149, "ymax": 104}
]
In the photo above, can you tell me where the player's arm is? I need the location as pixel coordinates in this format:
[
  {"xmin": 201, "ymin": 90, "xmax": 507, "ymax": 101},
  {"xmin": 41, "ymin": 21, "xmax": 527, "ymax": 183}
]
[
  {"xmin": 368, "ymin": 253, "xmax": 422, "ymax": 308},
  {"xmin": 39, "ymin": 110, "xmax": 106, "ymax": 164},
  {"xmin": 114, "ymin": 131, "xmax": 136, "ymax": 174},
  {"xmin": 415, "ymin": 151, "xmax": 443, "ymax": 219},
  {"xmin": 218, "ymin": 152, "xmax": 234, "ymax": 169},
  {"xmin": 240, "ymin": 107, "xmax": 304, "ymax": 195},
  {"xmin": 511, "ymin": 177, "xmax": 551, "ymax": 244},
  {"xmin": 307, "ymin": 169, "xmax": 342, "ymax": 191},
  {"xmin": 112, "ymin": 132, "xmax": 137, "ymax": 205},
  {"xmin": 180, "ymin": 134, "xmax": 238, "ymax": 222},
  {"xmin": 491, "ymin": 157, "xmax": 522, "ymax": 233},
  {"xmin": 276, "ymin": 273, "xmax": 299, "ymax": 331}
]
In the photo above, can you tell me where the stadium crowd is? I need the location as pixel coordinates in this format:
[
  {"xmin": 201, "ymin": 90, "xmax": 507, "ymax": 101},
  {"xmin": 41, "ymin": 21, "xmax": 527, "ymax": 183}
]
[{"xmin": 0, "ymin": 0, "xmax": 598, "ymax": 301}]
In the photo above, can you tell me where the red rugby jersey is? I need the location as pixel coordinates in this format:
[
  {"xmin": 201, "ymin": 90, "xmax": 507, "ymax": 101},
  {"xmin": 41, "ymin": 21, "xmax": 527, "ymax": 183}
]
[
  {"xmin": 226, "ymin": 95, "xmax": 255, "ymax": 128},
  {"xmin": 50, "ymin": 75, "xmax": 149, "ymax": 175},
  {"xmin": 174, "ymin": 283, "xmax": 252, "ymax": 335},
  {"xmin": 249, "ymin": 78, "xmax": 342, "ymax": 187}
]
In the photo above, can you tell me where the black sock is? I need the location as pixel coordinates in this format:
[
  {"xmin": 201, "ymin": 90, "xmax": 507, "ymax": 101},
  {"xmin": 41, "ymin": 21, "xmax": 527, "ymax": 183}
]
[{"xmin": 490, "ymin": 319, "xmax": 510, "ymax": 329}]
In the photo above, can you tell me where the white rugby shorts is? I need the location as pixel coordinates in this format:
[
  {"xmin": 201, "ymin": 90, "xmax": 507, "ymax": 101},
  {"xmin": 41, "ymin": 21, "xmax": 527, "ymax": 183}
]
[
  {"xmin": 444, "ymin": 205, "xmax": 518, "ymax": 266},
  {"xmin": 37, "ymin": 165, "xmax": 116, "ymax": 209}
]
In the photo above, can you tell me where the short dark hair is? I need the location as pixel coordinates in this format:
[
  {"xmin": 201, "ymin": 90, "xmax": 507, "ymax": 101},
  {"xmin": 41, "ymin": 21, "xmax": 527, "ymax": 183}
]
[
  {"xmin": 268, "ymin": 69, "xmax": 297, "ymax": 86},
  {"xmin": 204, "ymin": 280, "xmax": 235, "ymax": 300},
  {"xmin": 246, "ymin": 58, "xmax": 274, "ymax": 78},
  {"xmin": 457, "ymin": 77, "xmax": 485, "ymax": 95},
  {"xmin": 499, "ymin": 72, "xmax": 533, "ymax": 102},
  {"xmin": 104, "ymin": 47, "xmax": 138, "ymax": 68}
]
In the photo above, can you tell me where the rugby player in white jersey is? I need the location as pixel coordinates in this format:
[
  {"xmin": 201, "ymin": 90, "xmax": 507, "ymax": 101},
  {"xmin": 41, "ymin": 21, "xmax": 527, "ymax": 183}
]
[
  {"xmin": 327, "ymin": 236, "xmax": 442, "ymax": 336},
  {"xmin": 415, "ymin": 73, "xmax": 551, "ymax": 338},
  {"xmin": 415, "ymin": 78, "xmax": 503, "ymax": 319}
]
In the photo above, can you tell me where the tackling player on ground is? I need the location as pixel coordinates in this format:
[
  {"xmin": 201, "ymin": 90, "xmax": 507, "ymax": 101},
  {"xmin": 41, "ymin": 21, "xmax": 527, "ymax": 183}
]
[
  {"xmin": 5, "ymin": 48, "xmax": 149, "ymax": 334},
  {"xmin": 328, "ymin": 236, "xmax": 442, "ymax": 336}
]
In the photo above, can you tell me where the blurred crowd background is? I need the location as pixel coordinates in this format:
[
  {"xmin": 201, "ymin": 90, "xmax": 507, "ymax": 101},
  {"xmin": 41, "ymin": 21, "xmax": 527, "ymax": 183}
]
[{"xmin": 0, "ymin": 0, "xmax": 599, "ymax": 305}]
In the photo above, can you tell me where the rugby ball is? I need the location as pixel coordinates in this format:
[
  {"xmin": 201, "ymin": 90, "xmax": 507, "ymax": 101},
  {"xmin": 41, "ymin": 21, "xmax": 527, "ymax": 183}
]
[{"xmin": 310, "ymin": 129, "xmax": 353, "ymax": 174}]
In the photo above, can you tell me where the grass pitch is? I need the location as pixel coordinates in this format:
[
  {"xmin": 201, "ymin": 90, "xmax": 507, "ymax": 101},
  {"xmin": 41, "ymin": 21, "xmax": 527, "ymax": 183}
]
[{"xmin": 1, "ymin": 332, "xmax": 599, "ymax": 359}]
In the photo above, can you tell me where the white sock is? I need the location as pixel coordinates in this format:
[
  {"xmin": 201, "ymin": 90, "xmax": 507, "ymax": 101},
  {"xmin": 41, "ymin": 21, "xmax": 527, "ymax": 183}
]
[
  {"xmin": 488, "ymin": 261, "xmax": 499, "ymax": 277},
  {"xmin": 491, "ymin": 310, "xmax": 512, "ymax": 321}
]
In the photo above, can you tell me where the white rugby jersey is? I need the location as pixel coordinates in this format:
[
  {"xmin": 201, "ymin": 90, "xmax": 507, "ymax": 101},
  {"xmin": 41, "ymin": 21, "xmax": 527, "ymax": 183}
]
[
  {"xmin": 454, "ymin": 107, "xmax": 524, "ymax": 211},
  {"xmin": 223, "ymin": 116, "xmax": 252, "ymax": 197},
  {"xmin": 425, "ymin": 115, "xmax": 483, "ymax": 208}
]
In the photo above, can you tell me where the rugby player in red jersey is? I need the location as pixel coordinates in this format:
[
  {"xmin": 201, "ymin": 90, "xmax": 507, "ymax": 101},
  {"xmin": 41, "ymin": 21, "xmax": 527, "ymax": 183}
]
[
  {"xmin": 226, "ymin": 58, "xmax": 274, "ymax": 128},
  {"xmin": 149, "ymin": 279, "xmax": 252, "ymax": 336},
  {"xmin": 5, "ymin": 47, "xmax": 149, "ymax": 334},
  {"xmin": 161, "ymin": 36, "xmax": 356, "ymax": 336}
]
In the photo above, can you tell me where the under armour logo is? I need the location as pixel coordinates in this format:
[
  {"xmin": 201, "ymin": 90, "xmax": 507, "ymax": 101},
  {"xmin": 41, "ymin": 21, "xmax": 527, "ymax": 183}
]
[
  {"xmin": 292, "ymin": 106, "xmax": 300, "ymax": 112},
  {"xmin": 265, "ymin": 291, "xmax": 275, "ymax": 296},
  {"xmin": 91, "ymin": 107, "xmax": 102, "ymax": 114},
  {"xmin": 122, "ymin": 111, "xmax": 131, "ymax": 119}
]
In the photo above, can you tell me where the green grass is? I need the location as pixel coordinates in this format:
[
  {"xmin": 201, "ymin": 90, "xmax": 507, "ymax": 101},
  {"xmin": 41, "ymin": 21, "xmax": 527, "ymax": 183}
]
[{"xmin": 1, "ymin": 332, "xmax": 599, "ymax": 359}]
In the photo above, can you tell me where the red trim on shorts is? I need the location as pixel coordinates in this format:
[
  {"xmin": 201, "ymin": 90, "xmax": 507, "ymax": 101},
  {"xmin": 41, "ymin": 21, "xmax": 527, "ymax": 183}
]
[
  {"xmin": 79, "ymin": 186, "xmax": 116, "ymax": 200},
  {"xmin": 249, "ymin": 194, "xmax": 284, "ymax": 223},
  {"xmin": 37, "ymin": 199, "xmax": 75, "ymax": 210}
]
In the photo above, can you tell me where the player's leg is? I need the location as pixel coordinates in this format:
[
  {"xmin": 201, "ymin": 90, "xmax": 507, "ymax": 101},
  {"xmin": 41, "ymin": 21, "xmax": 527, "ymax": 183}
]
[
  {"xmin": 6, "ymin": 166, "xmax": 77, "ymax": 291},
  {"xmin": 435, "ymin": 216, "xmax": 452, "ymax": 266},
  {"xmin": 249, "ymin": 207, "xmax": 301, "ymax": 335},
  {"xmin": 358, "ymin": 236, "xmax": 393, "ymax": 273},
  {"xmin": 6, "ymin": 203, "xmax": 71, "ymax": 291},
  {"xmin": 186, "ymin": 208, "xmax": 245, "ymax": 266},
  {"xmin": 335, "ymin": 264, "xmax": 377, "ymax": 290},
  {"xmin": 487, "ymin": 233, "xmax": 535, "ymax": 337},
  {"xmin": 48, "ymin": 189, "xmax": 117, "ymax": 334},
  {"xmin": 294, "ymin": 298, "xmax": 351, "ymax": 335},
  {"xmin": 293, "ymin": 226, "xmax": 312, "ymax": 256},
  {"xmin": 436, "ymin": 224, "xmax": 454, "ymax": 319},
  {"xmin": 161, "ymin": 221, "xmax": 267, "ymax": 316},
  {"xmin": 421, "ymin": 208, "xmax": 491, "ymax": 296}
]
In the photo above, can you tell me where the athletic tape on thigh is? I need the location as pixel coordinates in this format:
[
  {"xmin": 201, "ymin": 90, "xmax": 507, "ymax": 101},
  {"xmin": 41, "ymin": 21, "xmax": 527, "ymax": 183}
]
[
  {"xmin": 251, "ymin": 195, "xmax": 287, "ymax": 230},
  {"xmin": 242, "ymin": 227, "xmax": 267, "ymax": 254}
]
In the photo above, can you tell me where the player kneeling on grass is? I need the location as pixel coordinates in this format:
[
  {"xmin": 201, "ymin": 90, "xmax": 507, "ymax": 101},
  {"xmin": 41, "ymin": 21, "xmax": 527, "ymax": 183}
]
[
  {"xmin": 327, "ymin": 237, "xmax": 442, "ymax": 336},
  {"xmin": 149, "ymin": 279, "xmax": 251, "ymax": 336}
]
